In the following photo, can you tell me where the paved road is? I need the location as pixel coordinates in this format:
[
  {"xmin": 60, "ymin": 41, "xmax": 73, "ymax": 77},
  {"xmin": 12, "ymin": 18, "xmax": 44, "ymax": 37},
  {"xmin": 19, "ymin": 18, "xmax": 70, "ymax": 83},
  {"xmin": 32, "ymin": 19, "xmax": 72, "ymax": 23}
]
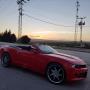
[
  {"xmin": 0, "ymin": 49, "xmax": 90, "ymax": 90},
  {"xmin": 57, "ymin": 49, "xmax": 90, "ymax": 66}
]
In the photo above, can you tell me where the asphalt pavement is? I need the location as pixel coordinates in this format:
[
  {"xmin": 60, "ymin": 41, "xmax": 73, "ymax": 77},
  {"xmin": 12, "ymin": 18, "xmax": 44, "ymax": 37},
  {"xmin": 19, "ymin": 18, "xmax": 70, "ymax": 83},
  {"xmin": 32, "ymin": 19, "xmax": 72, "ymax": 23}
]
[
  {"xmin": 57, "ymin": 49, "xmax": 90, "ymax": 66},
  {"xmin": 0, "ymin": 49, "xmax": 90, "ymax": 90}
]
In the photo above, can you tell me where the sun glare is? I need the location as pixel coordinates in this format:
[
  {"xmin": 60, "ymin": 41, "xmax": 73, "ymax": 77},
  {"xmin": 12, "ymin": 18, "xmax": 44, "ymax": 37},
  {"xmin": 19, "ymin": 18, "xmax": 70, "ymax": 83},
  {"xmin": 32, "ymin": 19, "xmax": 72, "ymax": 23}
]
[
  {"xmin": 29, "ymin": 30, "xmax": 74, "ymax": 40},
  {"xmin": 30, "ymin": 31, "xmax": 52, "ymax": 39}
]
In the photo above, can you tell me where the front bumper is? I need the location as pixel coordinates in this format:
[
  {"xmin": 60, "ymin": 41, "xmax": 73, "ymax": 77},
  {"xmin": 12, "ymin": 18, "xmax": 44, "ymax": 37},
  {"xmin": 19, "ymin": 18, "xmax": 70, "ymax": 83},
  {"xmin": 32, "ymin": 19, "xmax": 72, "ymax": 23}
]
[{"xmin": 66, "ymin": 67, "xmax": 88, "ymax": 81}]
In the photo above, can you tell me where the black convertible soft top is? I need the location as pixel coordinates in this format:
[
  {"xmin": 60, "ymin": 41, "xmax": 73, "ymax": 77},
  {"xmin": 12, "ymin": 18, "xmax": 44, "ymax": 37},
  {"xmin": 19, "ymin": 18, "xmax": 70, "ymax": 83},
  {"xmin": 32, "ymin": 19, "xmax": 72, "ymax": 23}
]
[
  {"xmin": 17, "ymin": 45, "xmax": 32, "ymax": 51},
  {"xmin": 10, "ymin": 45, "xmax": 32, "ymax": 51}
]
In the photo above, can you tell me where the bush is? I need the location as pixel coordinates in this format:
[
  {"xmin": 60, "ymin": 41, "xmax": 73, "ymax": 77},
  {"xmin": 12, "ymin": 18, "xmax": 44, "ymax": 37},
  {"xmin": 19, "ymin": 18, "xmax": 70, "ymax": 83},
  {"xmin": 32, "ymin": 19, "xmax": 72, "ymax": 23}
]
[
  {"xmin": 17, "ymin": 35, "xmax": 31, "ymax": 44},
  {"xmin": 84, "ymin": 43, "xmax": 90, "ymax": 49}
]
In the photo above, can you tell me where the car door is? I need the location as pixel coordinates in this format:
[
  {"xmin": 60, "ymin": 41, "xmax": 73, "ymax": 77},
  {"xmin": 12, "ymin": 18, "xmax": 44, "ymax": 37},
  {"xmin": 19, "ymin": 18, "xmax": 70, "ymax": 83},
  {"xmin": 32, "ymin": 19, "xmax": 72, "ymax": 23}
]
[
  {"xmin": 17, "ymin": 49, "xmax": 46, "ymax": 72},
  {"xmin": 16, "ymin": 49, "xmax": 33, "ymax": 68}
]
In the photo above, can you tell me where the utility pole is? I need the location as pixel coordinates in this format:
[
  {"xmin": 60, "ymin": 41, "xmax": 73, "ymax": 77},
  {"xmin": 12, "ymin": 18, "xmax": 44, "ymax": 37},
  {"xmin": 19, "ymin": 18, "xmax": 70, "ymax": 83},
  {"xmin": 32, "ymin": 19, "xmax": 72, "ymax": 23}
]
[
  {"xmin": 74, "ymin": 1, "xmax": 80, "ymax": 42},
  {"xmin": 78, "ymin": 17, "xmax": 86, "ymax": 46},
  {"xmin": 17, "ymin": 0, "xmax": 30, "ymax": 39}
]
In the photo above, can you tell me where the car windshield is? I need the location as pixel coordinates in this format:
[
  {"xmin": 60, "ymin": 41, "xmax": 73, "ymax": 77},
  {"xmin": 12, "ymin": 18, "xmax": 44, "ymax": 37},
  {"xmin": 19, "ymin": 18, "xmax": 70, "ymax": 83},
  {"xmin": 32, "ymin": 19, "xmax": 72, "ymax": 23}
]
[{"xmin": 38, "ymin": 45, "xmax": 58, "ymax": 54}]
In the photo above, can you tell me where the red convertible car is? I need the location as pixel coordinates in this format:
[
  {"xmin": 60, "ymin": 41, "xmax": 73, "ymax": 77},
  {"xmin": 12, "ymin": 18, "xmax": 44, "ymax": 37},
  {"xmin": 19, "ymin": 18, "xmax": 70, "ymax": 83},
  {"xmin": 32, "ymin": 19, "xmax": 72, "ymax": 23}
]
[{"xmin": 0, "ymin": 44, "xmax": 88, "ymax": 84}]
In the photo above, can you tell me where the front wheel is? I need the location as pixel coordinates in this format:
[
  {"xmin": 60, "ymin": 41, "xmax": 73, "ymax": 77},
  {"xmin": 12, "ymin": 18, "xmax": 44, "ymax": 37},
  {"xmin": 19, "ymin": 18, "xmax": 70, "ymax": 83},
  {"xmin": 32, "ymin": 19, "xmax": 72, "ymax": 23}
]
[
  {"xmin": 46, "ymin": 63, "xmax": 65, "ymax": 84},
  {"xmin": 1, "ymin": 53, "xmax": 11, "ymax": 67}
]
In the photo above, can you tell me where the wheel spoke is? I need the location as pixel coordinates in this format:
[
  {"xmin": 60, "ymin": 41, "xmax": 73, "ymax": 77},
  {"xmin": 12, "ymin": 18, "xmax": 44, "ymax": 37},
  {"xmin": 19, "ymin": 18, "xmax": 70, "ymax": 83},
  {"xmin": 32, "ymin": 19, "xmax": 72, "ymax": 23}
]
[
  {"xmin": 47, "ymin": 64, "xmax": 65, "ymax": 84},
  {"xmin": 1, "ymin": 53, "xmax": 10, "ymax": 67}
]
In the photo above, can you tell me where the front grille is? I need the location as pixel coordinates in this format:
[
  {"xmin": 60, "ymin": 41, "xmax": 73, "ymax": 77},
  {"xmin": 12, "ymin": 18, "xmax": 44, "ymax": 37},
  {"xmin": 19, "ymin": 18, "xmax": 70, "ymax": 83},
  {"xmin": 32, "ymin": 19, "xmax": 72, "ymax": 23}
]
[
  {"xmin": 75, "ymin": 72, "xmax": 87, "ymax": 78},
  {"xmin": 75, "ymin": 65, "xmax": 86, "ymax": 68}
]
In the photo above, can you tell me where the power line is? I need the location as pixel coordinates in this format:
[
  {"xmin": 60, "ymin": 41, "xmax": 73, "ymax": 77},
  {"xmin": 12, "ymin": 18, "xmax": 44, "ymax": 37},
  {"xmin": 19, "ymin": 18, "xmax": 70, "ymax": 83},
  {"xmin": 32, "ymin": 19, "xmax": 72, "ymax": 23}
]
[
  {"xmin": 24, "ymin": 13, "xmax": 90, "ymax": 28},
  {"xmin": 24, "ymin": 13, "xmax": 74, "ymax": 27}
]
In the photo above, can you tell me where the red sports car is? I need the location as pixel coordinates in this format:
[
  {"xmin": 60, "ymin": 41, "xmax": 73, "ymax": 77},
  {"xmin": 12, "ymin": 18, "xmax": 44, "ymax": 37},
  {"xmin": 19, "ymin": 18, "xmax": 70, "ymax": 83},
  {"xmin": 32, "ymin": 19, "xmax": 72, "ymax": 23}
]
[{"xmin": 0, "ymin": 44, "xmax": 88, "ymax": 84}]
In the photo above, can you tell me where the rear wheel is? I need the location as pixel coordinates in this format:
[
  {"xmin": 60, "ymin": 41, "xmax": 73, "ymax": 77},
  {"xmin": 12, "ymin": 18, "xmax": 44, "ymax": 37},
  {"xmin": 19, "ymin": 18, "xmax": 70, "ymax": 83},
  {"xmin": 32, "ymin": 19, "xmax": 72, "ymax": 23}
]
[
  {"xmin": 46, "ymin": 63, "xmax": 65, "ymax": 84},
  {"xmin": 1, "ymin": 53, "xmax": 11, "ymax": 67}
]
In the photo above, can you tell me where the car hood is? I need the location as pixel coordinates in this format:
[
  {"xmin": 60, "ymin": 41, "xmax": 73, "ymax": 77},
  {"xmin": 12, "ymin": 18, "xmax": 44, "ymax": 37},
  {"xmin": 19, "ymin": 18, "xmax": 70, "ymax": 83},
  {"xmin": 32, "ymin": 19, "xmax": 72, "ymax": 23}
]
[{"xmin": 46, "ymin": 53, "xmax": 86, "ymax": 64}]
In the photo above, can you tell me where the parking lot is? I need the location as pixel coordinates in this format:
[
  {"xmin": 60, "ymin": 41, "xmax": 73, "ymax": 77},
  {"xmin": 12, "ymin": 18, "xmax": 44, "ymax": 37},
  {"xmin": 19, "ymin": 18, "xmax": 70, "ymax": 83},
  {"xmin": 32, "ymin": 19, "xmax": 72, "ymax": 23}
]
[{"xmin": 0, "ymin": 49, "xmax": 90, "ymax": 90}]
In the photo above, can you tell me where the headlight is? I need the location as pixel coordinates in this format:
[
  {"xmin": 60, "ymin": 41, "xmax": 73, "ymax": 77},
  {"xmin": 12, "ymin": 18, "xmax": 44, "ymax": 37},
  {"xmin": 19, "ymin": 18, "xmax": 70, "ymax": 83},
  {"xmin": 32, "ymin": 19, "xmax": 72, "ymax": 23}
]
[{"xmin": 72, "ymin": 64, "xmax": 86, "ymax": 68}]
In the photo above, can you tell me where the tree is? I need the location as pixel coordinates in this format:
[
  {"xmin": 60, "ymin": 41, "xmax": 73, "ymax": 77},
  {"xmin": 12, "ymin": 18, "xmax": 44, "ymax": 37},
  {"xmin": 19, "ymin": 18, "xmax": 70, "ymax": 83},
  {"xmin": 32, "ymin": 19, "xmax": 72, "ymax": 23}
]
[
  {"xmin": 18, "ymin": 35, "xmax": 31, "ymax": 44},
  {"xmin": 10, "ymin": 34, "xmax": 17, "ymax": 43},
  {"xmin": 0, "ymin": 29, "xmax": 17, "ymax": 43},
  {"xmin": 0, "ymin": 33, "xmax": 3, "ymax": 41}
]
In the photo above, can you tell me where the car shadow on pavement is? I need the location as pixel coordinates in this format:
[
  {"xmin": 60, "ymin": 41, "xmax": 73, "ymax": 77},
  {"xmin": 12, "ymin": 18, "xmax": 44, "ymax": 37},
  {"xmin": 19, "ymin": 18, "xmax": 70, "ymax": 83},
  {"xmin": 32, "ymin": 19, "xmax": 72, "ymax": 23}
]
[
  {"xmin": 9, "ymin": 65, "xmax": 88, "ymax": 86},
  {"xmin": 1, "ymin": 64, "xmax": 88, "ymax": 87}
]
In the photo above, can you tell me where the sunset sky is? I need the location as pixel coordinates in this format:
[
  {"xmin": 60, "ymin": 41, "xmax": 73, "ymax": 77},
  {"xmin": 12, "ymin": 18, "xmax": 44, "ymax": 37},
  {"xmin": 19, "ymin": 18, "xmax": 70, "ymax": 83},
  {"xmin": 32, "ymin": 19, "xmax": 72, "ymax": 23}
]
[{"xmin": 0, "ymin": 0, "xmax": 90, "ymax": 41}]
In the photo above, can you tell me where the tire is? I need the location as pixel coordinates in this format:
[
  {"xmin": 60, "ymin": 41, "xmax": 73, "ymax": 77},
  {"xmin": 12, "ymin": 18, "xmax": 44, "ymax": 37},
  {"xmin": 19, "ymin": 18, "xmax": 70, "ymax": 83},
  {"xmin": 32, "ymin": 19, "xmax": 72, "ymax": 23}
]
[
  {"xmin": 46, "ymin": 63, "xmax": 65, "ymax": 84},
  {"xmin": 1, "ymin": 53, "xmax": 11, "ymax": 67}
]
